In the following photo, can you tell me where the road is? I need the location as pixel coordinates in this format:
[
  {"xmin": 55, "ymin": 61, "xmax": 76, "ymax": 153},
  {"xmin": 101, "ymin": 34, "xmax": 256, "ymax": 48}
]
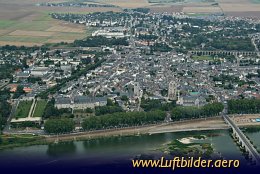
[
  {"xmin": 3, "ymin": 98, "xmax": 20, "ymax": 133},
  {"xmin": 251, "ymin": 35, "xmax": 260, "ymax": 57}
]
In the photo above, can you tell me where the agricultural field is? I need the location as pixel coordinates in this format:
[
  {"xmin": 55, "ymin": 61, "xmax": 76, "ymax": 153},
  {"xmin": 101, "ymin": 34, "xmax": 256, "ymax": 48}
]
[
  {"xmin": 14, "ymin": 101, "xmax": 33, "ymax": 119},
  {"xmin": 183, "ymin": 6, "xmax": 222, "ymax": 13},
  {"xmin": 219, "ymin": 3, "xmax": 260, "ymax": 12},
  {"xmin": 33, "ymin": 100, "xmax": 48, "ymax": 117},
  {"xmin": 0, "ymin": 0, "xmax": 118, "ymax": 46},
  {"xmin": 0, "ymin": 11, "xmax": 89, "ymax": 46},
  {"xmin": 1, "ymin": 0, "xmax": 260, "ymax": 46},
  {"xmin": 148, "ymin": 0, "xmax": 260, "ymax": 16},
  {"xmin": 217, "ymin": 0, "xmax": 260, "ymax": 17},
  {"xmin": 89, "ymin": 0, "xmax": 149, "ymax": 8},
  {"xmin": 149, "ymin": 5, "xmax": 184, "ymax": 13},
  {"xmin": 148, "ymin": 0, "xmax": 216, "ymax": 3}
]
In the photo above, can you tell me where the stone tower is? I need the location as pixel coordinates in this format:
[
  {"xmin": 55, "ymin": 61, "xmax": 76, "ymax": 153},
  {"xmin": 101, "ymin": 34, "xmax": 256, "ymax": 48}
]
[
  {"xmin": 134, "ymin": 82, "xmax": 141, "ymax": 97},
  {"xmin": 168, "ymin": 80, "xmax": 177, "ymax": 101}
]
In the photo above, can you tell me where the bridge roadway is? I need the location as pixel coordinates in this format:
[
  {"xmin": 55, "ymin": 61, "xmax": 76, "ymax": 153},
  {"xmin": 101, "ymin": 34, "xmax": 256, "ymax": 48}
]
[{"xmin": 223, "ymin": 115, "xmax": 260, "ymax": 165}]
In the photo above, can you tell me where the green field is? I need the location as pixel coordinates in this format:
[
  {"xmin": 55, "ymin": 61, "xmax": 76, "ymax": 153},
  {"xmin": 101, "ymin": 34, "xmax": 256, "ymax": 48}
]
[
  {"xmin": 33, "ymin": 100, "xmax": 48, "ymax": 117},
  {"xmin": 14, "ymin": 101, "xmax": 33, "ymax": 118},
  {"xmin": 0, "ymin": 20, "xmax": 16, "ymax": 29}
]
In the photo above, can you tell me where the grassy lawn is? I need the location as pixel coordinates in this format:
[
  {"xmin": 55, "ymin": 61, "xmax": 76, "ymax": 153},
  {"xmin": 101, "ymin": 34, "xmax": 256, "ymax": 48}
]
[
  {"xmin": 192, "ymin": 55, "xmax": 214, "ymax": 61},
  {"xmin": 33, "ymin": 100, "xmax": 48, "ymax": 117},
  {"xmin": 14, "ymin": 101, "xmax": 33, "ymax": 118}
]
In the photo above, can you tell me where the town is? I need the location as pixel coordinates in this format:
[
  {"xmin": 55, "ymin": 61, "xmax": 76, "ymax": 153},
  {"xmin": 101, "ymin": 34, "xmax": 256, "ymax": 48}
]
[{"xmin": 0, "ymin": 9, "xmax": 260, "ymax": 136}]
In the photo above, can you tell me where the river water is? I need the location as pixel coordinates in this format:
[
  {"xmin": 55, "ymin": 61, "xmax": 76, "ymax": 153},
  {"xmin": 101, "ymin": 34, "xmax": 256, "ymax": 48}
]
[{"xmin": 0, "ymin": 130, "xmax": 259, "ymax": 168}]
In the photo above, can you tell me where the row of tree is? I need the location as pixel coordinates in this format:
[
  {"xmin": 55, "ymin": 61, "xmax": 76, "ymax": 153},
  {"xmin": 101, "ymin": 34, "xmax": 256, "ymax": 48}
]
[
  {"xmin": 43, "ymin": 102, "xmax": 225, "ymax": 133},
  {"xmin": 95, "ymin": 105, "xmax": 124, "ymax": 116},
  {"xmin": 11, "ymin": 121, "xmax": 40, "ymax": 129},
  {"xmin": 150, "ymin": 43, "xmax": 172, "ymax": 52},
  {"xmin": 0, "ymin": 89, "xmax": 11, "ymax": 130},
  {"xmin": 210, "ymin": 37, "xmax": 255, "ymax": 51},
  {"xmin": 140, "ymin": 98, "xmax": 176, "ymax": 112},
  {"xmin": 82, "ymin": 110, "xmax": 166, "ymax": 131},
  {"xmin": 138, "ymin": 34, "xmax": 158, "ymax": 41},
  {"xmin": 228, "ymin": 99, "xmax": 260, "ymax": 114},
  {"xmin": 12, "ymin": 85, "xmax": 25, "ymax": 99},
  {"xmin": 171, "ymin": 102, "xmax": 224, "ymax": 121},
  {"xmin": 73, "ymin": 36, "xmax": 129, "ymax": 47},
  {"xmin": 0, "ymin": 45, "xmax": 43, "ymax": 52},
  {"xmin": 44, "ymin": 119, "xmax": 74, "ymax": 134},
  {"xmin": 0, "ymin": 63, "xmax": 21, "ymax": 80}
]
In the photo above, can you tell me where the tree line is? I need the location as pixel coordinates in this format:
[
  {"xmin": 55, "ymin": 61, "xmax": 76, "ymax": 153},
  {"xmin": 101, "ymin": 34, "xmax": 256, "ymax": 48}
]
[
  {"xmin": 228, "ymin": 99, "xmax": 260, "ymax": 114},
  {"xmin": 150, "ymin": 43, "xmax": 172, "ymax": 52},
  {"xmin": 42, "ymin": 102, "xmax": 225, "ymax": 134},
  {"xmin": 95, "ymin": 105, "xmax": 124, "ymax": 116},
  {"xmin": 140, "ymin": 98, "xmax": 176, "ymax": 112},
  {"xmin": 73, "ymin": 36, "xmax": 129, "ymax": 47},
  {"xmin": 82, "ymin": 110, "xmax": 166, "ymax": 131},
  {"xmin": 0, "ymin": 63, "xmax": 21, "ymax": 80},
  {"xmin": 44, "ymin": 119, "xmax": 74, "ymax": 134},
  {"xmin": 0, "ymin": 89, "xmax": 11, "ymax": 131},
  {"xmin": 171, "ymin": 102, "xmax": 224, "ymax": 121}
]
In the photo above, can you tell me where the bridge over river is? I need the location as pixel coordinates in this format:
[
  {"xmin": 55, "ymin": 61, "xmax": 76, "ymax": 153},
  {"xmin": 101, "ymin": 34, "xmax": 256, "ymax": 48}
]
[{"xmin": 223, "ymin": 115, "xmax": 260, "ymax": 165}]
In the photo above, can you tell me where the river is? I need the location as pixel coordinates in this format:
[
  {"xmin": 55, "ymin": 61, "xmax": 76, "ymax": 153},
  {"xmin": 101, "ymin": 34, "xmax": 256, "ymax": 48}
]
[{"xmin": 0, "ymin": 129, "xmax": 259, "ymax": 168}]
